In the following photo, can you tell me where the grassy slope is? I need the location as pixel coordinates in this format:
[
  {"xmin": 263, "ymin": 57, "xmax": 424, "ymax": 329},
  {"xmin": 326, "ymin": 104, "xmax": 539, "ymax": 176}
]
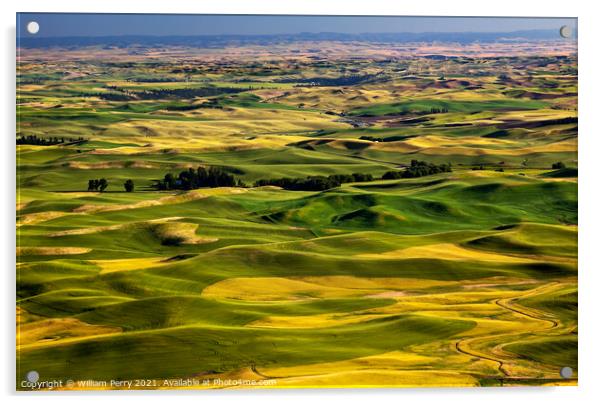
[
  {"xmin": 16, "ymin": 171, "xmax": 577, "ymax": 384},
  {"xmin": 16, "ymin": 54, "xmax": 578, "ymax": 388}
]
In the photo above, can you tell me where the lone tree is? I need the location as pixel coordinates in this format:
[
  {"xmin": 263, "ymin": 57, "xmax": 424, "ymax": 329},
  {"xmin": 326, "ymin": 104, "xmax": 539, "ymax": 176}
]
[
  {"xmin": 552, "ymin": 161, "xmax": 566, "ymax": 169},
  {"xmin": 124, "ymin": 179, "xmax": 134, "ymax": 192}
]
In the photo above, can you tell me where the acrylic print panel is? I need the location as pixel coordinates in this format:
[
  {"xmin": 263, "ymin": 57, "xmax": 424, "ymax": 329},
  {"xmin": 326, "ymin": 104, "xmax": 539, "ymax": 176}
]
[{"xmin": 16, "ymin": 13, "xmax": 578, "ymax": 390}]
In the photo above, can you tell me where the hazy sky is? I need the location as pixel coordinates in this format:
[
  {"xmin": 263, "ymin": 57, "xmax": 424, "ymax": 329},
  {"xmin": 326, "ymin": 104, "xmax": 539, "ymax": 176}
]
[{"xmin": 17, "ymin": 13, "xmax": 577, "ymax": 38}]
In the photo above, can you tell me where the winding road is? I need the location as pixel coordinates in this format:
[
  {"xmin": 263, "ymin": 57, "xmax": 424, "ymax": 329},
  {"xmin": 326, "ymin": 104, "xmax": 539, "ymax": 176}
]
[{"xmin": 453, "ymin": 282, "xmax": 563, "ymax": 381}]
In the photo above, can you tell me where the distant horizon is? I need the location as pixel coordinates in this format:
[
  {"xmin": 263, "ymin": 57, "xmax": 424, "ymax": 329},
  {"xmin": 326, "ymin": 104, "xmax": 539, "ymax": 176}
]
[
  {"xmin": 16, "ymin": 28, "xmax": 573, "ymax": 39},
  {"xmin": 17, "ymin": 28, "xmax": 578, "ymax": 51},
  {"xmin": 17, "ymin": 13, "xmax": 577, "ymax": 39}
]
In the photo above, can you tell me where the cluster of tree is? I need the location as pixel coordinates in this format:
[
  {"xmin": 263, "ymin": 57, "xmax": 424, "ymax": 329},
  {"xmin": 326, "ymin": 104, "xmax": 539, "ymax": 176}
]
[
  {"xmin": 471, "ymin": 164, "xmax": 504, "ymax": 172},
  {"xmin": 18, "ymin": 79, "xmax": 46, "ymax": 85},
  {"xmin": 359, "ymin": 135, "xmax": 387, "ymax": 142},
  {"xmin": 100, "ymin": 85, "xmax": 245, "ymax": 101},
  {"xmin": 552, "ymin": 161, "xmax": 567, "ymax": 169},
  {"xmin": 359, "ymin": 135, "xmax": 415, "ymax": 143},
  {"xmin": 17, "ymin": 135, "xmax": 85, "ymax": 146},
  {"xmin": 124, "ymin": 179, "xmax": 134, "ymax": 192},
  {"xmin": 382, "ymin": 160, "xmax": 452, "ymax": 180},
  {"xmin": 127, "ymin": 77, "xmax": 180, "ymax": 83},
  {"xmin": 96, "ymin": 92, "xmax": 131, "ymax": 101},
  {"xmin": 429, "ymin": 107, "xmax": 449, "ymax": 114},
  {"xmin": 276, "ymin": 73, "xmax": 381, "ymax": 87},
  {"xmin": 254, "ymin": 173, "xmax": 373, "ymax": 191},
  {"xmin": 136, "ymin": 87, "xmax": 245, "ymax": 100},
  {"xmin": 331, "ymin": 173, "xmax": 374, "ymax": 183},
  {"xmin": 88, "ymin": 178, "xmax": 108, "ymax": 192},
  {"xmin": 155, "ymin": 167, "xmax": 242, "ymax": 190}
]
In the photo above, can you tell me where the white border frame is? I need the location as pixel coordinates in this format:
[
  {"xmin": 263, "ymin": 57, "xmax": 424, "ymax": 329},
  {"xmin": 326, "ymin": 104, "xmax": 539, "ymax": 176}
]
[{"xmin": 3, "ymin": 1, "xmax": 600, "ymax": 403}]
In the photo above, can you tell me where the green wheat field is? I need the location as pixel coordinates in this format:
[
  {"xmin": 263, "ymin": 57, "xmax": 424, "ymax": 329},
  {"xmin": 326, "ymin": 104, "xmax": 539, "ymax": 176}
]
[{"xmin": 17, "ymin": 32, "xmax": 577, "ymax": 389}]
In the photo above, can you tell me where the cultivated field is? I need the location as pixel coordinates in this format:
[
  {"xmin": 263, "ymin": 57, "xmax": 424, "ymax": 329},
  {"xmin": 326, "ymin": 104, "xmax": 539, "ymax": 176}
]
[{"xmin": 17, "ymin": 39, "xmax": 577, "ymax": 389}]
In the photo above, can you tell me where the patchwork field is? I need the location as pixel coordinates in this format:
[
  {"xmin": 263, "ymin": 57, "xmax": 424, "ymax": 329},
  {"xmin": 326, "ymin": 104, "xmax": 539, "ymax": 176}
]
[{"xmin": 17, "ymin": 38, "xmax": 577, "ymax": 389}]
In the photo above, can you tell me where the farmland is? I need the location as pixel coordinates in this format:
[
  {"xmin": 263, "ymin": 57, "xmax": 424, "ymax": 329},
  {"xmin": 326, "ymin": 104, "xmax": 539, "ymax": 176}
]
[{"xmin": 17, "ymin": 38, "xmax": 577, "ymax": 389}]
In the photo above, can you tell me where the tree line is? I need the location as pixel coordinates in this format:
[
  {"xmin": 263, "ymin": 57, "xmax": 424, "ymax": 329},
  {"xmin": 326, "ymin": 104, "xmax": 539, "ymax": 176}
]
[
  {"xmin": 17, "ymin": 135, "xmax": 86, "ymax": 146},
  {"xmin": 155, "ymin": 167, "xmax": 242, "ymax": 191},
  {"xmin": 89, "ymin": 161, "xmax": 452, "ymax": 194},
  {"xmin": 382, "ymin": 160, "xmax": 452, "ymax": 180},
  {"xmin": 254, "ymin": 173, "xmax": 374, "ymax": 192},
  {"xmin": 98, "ymin": 86, "xmax": 245, "ymax": 101},
  {"xmin": 276, "ymin": 73, "xmax": 381, "ymax": 87}
]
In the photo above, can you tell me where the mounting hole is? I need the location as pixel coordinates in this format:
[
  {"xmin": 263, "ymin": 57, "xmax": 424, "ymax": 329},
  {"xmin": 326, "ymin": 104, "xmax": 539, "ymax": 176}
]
[
  {"xmin": 26, "ymin": 370, "xmax": 39, "ymax": 383},
  {"xmin": 27, "ymin": 21, "xmax": 40, "ymax": 35},
  {"xmin": 560, "ymin": 366, "xmax": 573, "ymax": 379},
  {"xmin": 559, "ymin": 25, "xmax": 572, "ymax": 39}
]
